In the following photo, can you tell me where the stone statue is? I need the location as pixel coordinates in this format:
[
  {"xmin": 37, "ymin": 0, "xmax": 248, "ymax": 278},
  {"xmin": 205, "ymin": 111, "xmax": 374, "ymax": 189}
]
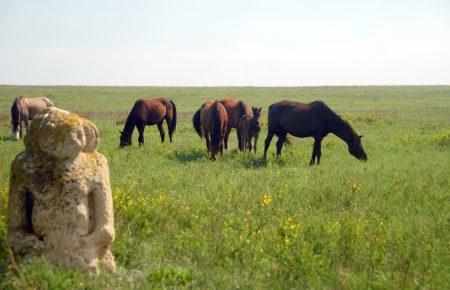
[{"xmin": 7, "ymin": 107, "xmax": 115, "ymax": 274}]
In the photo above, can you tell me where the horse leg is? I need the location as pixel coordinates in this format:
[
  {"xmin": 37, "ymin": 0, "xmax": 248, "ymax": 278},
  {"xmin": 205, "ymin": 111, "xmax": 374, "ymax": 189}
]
[
  {"xmin": 242, "ymin": 133, "xmax": 247, "ymax": 156},
  {"xmin": 19, "ymin": 122, "xmax": 23, "ymax": 139},
  {"xmin": 137, "ymin": 123, "xmax": 145, "ymax": 146},
  {"xmin": 276, "ymin": 132, "xmax": 287, "ymax": 158},
  {"xmin": 224, "ymin": 126, "xmax": 231, "ymax": 150},
  {"xmin": 247, "ymin": 134, "xmax": 252, "ymax": 156},
  {"xmin": 253, "ymin": 134, "xmax": 259, "ymax": 158},
  {"xmin": 315, "ymin": 137, "xmax": 323, "ymax": 165},
  {"xmin": 237, "ymin": 127, "xmax": 243, "ymax": 151},
  {"xmin": 263, "ymin": 130, "xmax": 275, "ymax": 159},
  {"xmin": 24, "ymin": 119, "xmax": 30, "ymax": 133},
  {"xmin": 204, "ymin": 129, "xmax": 211, "ymax": 152},
  {"xmin": 165, "ymin": 116, "xmax": 173, "ymax": 143},
  {"xmin": 309, "ymin": 145, "xmax": 317, "ymax": 166},
  {"xmin": 157, "ymin": 121, "xmax": 165, "ymax": 143},
  {"xmin": 309, "ymin": 137, "xmax": 323, "ymax": 166}
]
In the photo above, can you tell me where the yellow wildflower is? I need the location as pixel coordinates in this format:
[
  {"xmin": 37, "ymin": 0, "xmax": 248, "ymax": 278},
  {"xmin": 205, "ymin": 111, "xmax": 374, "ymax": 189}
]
[{"xmin": 261, "ymin": 195, "xmax": 271, "ymax": 207}]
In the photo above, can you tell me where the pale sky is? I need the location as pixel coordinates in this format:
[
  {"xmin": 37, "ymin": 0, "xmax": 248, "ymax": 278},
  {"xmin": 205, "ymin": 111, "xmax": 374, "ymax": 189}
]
[{"xmin": 1, "ymin": 0, "xmax": 449, "ymax": 86}]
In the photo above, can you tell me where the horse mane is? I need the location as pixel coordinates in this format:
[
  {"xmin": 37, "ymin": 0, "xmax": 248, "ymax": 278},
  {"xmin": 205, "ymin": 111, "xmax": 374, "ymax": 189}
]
[
  {"xmin": 312, "ymin": 101, "xmax": 358, "ymax": 142},
  {"xmin": 122, "ymin": 103, "xmax": 138, "ymax": 138},
  {"xmin": 211, "ymin": 101, "xmax": 223, "ymax": 148}
]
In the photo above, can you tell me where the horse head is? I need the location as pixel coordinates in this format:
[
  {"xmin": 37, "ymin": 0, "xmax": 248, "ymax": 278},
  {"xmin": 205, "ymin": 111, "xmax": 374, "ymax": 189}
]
[
  {"xmin": 11, "ymin": 98, "xmax": 22, "ymax": 140},
  {"xmin": 252, "ymin": 107, "xmax": 262, "ymax": 132},
  {"xmin": 348, "ymin": 135, "xmax": 367, "ymax": 161},
  {"xmin": 119, "ymin": 130, "xmax": 132, "ymax": 148}
]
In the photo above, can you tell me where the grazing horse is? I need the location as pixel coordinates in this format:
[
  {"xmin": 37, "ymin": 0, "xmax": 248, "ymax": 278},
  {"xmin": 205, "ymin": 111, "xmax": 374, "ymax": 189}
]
[
  {"xmin": 119, "ymin": 98, "xmax": 177, "ymax": 147},
  {"xmin": 239, "ymin": 107, "xmax": 262, "ymax": 158},
  {"xmin": 192, "ymin": 101, "xmax": 228, "ymax": 160},
  {"xmin": 10, "ymin": 96, "xmax": 54, "ymax": 140},
  {"xmin": 219, "ymin": 98, "xmax": 251, "ymax": 151},
  {"xmin": 263, "ymin": 100, "xmax": 367, "ymax": 165}
]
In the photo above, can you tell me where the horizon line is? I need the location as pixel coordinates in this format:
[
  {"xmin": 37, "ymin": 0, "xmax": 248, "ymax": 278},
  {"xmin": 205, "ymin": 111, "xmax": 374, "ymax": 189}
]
[{"xmin": 1, "ymin": 83, "xmax": 450, "ymax": 88}]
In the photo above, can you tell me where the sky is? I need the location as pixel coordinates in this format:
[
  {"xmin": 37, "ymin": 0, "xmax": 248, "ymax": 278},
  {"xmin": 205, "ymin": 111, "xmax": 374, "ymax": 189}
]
[{"xmin": 0, "ymin": 0, "xmax": 449, "ymax": 86}]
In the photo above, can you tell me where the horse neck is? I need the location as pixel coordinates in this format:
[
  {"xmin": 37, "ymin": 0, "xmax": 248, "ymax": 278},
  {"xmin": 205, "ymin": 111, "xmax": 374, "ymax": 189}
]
[
  {"xmin": 123, "ymin": 116, "xmax": 136, "ymax": 137},
  {"xmin": 330, "ymin": 118, "xmax": 356, "ymax": 145},
  {"xmin": 12, "ymin": 101, "xmax": 21, "ymax": 122},
  {"xmin": 250, "ymin": 116, "xmax": 261, "ymax": 133}
]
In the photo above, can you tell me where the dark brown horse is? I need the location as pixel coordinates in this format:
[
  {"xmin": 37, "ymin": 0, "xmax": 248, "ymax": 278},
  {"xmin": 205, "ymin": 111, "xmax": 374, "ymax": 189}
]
[
  {"xmin": 120, "ymin": 98, "xmax": 177, "ymax": 147},
  {"xmin": 263, "ymin": 100, "xmax": 367, "ymax": 165},
  {"xmin": 11, "ymin": 96, "xmax": 54, "ymax": 140},
  {"xmin": 219, "ymin": 98, "xmax": 251, "ymax": 151},
  {"xmin": 239, "ymin": 107, "xmax": 262, "ymax": 158},
  {"xmin": 192, "ymin": 101, "xmax": 228, "ymax": 160}
]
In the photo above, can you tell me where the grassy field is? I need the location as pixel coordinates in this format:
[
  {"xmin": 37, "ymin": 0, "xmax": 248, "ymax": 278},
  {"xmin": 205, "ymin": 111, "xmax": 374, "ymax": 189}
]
[{"xmin": 0, "ymin": 85, "xmax": 449, "ymax": 289}]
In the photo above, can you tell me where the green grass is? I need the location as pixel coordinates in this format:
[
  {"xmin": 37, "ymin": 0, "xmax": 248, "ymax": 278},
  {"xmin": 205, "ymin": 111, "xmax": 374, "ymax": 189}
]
[{"xmin": 0, "ymin": 85, "xmax": 449, "ymax": 289}]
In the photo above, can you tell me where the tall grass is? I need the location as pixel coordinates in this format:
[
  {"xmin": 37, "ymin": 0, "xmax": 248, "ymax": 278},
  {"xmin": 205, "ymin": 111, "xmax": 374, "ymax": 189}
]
[{"xmin": 0, "ymin": 86, "xmax": 449, "ymax": 288}]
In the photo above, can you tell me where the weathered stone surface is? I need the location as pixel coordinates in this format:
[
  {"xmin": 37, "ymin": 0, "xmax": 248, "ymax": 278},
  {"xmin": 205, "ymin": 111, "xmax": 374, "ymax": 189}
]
[{"xmin": 7, "ymin": 108, "xmax": 115, "ymax": 274}]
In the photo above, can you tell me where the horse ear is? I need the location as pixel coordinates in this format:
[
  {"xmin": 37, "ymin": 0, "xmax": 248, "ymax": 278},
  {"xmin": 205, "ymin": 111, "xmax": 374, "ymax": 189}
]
[
  {"xmin": 359, "ymin": 135, "xmax": 364, "ymax": 138},
  {"xmin": 259, "ymin": 107, "xmax": 262, "ymax": 112},
  {"xmin": 119, "ymin": 130, "xmax": 123, "ymax": 134}
]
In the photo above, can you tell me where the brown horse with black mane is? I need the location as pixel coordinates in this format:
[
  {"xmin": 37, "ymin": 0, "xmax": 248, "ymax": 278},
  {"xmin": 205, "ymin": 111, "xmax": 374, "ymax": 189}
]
[
  {"xmin": 263, "ymin": 100, "xmax": 367, "ymax": 165},
  {"xmin": 120, "ymin": 98, "xmax": 176, "ymax": 147},
  {"xmin": 219, "ymin": 98, "xmax": 251, "ymax": 151},
  {"xmin": 10, "ymin": 96, "xmax": 54, "ymax": 140},
  {"xmin": 192, "ymin": 100, "xmax": 228, "ymax": 160}
]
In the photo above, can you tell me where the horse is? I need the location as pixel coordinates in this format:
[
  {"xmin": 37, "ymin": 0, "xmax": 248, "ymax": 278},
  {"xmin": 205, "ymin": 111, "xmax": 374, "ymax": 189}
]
[
  {"xmin": 119, "ymin": 98, "xmax": 177, "ymax": 147},
  {"xmin": 218, "ymin": 98, "xmax": 251, "ymax": 151},
  {"xmin": 263, "ymin": 100, "xmax": 367, "ymax": 165},
  {"xmin": 239, "ymin": 107, "xmax": 262, "ymax": 158},
  {"xmin": 10, "ymin": 96, "xmax": 54, "ymax": 140},
  {"xmin": 192, "ymin": 100, "xmax": 228, "ymax": 160}
]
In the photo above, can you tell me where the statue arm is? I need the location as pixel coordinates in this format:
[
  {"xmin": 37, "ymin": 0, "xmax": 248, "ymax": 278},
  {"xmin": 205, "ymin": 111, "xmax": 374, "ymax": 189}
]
[
  {"xmin": 7, "ymin": 159, "xmax": 44, "ymax": 255},
  {"xmin": 82, "ymin": 156, "xmax": 115, "ymax": 248}
]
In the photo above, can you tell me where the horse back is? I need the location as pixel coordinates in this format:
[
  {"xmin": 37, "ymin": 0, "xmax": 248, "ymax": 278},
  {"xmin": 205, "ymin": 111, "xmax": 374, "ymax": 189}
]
[
  {"xmin": 20, "ymin": 97, "xmax": 54, "ymax": 119},
  {"xmin": 268, "ymin": 100, "xmax": 331, "ymax": 137},
  {"xmin": 238, "ymin": 114, "xmax": 252, "ymax": 131},
  {"xmin": 219, "ymin": 98, "xmax": 249, "ymax": 128},
  {"xmin": 133, "ymin": 98, "xmax": 168, "ymax": 125}
]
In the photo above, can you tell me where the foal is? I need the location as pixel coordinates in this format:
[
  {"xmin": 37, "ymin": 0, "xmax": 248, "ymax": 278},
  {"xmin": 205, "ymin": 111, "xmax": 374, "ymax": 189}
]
[{"xmin": 239, "ymin": 107, "xmax": 262, "ymax": 158}]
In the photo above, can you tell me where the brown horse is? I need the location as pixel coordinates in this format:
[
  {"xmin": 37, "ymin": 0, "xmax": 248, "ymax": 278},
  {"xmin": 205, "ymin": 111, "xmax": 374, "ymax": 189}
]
[
  {"xmin": 10, "ymin": 96, "xmax": 54, "ymax": 140},
  {"xmin": 192, "ymin": 100, "xmax": 228, "ymax": 160},
  {"xmin": 120, "ymin": 98, "xmax": 177, "ymax": 147},
  {"xmin": 219, "ymin": 98, "xmax": 251, "ymax": 151},
  {"xmin": 263, "ymin": 100, "xmax": 367, "ymax": 165},
  {"xmin": 239, "ymin": 107, "xmax": 262, "ymax": 158}
]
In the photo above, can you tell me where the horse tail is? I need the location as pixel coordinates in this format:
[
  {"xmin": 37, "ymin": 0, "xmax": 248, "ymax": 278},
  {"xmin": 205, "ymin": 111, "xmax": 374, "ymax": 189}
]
[
  {"xmin": 192, "ymin": 108, "xmax": 202, "ymax": 138},
  {"xmin": 169, "ymin": 100, "xmax": 177, "ymax": 133},
  {"xmin": 211, "ymin": 101, "xmax": 223, "ymax": 148}
]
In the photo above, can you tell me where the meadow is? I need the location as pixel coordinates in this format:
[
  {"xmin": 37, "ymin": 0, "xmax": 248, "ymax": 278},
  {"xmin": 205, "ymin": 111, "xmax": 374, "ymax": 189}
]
[{"xmin": 0, "ymin": 85, "xmax": 449, "ymax": 289}]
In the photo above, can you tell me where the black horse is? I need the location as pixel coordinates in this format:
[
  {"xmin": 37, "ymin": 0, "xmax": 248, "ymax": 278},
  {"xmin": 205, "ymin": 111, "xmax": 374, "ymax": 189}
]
[{"xmin": 263, "ymin": 100, "xmax": 367, "ymax": 165}]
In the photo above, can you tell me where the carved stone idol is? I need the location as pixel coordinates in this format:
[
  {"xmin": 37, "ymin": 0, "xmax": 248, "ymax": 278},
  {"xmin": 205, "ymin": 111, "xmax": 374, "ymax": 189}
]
[{"xmin": 7, "ymin": 108, "xmax": 115, "ymax": 274}]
